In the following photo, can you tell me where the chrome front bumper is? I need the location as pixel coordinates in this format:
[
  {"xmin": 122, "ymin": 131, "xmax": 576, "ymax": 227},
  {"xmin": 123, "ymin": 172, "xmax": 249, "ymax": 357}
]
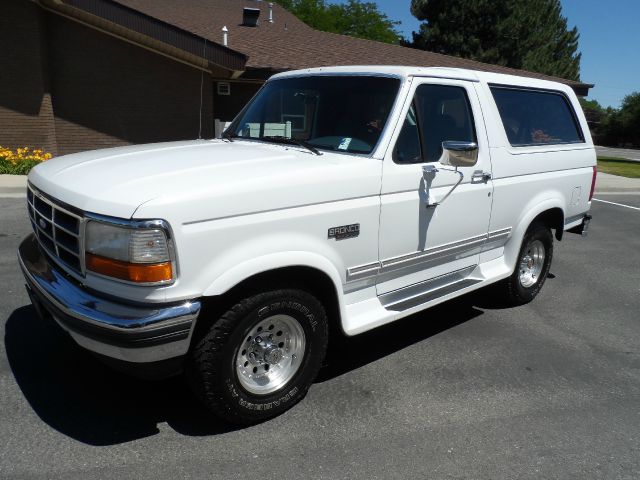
[{"xmin": 18, "ymin": 234, "xmax": 201, "ymax": 363}]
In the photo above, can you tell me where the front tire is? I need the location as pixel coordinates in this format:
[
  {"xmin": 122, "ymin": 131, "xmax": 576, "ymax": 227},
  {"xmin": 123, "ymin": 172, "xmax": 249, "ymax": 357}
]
[
  {"xmin": 187, "ymin": 289, "xmax": 328, "ymax": 425},
  {"xmin": 503, "ymin": 223, "xmax": 554, "ymax": 306}
]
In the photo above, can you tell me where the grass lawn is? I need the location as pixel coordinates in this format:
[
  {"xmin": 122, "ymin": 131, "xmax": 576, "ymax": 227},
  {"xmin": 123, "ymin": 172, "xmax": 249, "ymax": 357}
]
[{"xmin": 597, "ymin": 157, "xmax": 640, "ymax": 178}]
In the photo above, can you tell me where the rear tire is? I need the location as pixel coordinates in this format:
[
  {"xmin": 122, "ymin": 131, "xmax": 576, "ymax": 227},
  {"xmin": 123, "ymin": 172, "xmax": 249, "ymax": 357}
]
[
  {"xmin": 187, "ymin": 289, "xmax": 328, "ymax": 425},
  {"xmin": 502, "ymin": 223, "xmax": 553, "ymax": 306}
]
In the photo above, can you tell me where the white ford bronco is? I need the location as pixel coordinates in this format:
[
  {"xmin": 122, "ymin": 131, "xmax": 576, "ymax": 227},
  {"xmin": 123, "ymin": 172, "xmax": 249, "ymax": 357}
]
[{"xmin": 19, "ymin": 66, "xmax": 595, "ymax": 424}]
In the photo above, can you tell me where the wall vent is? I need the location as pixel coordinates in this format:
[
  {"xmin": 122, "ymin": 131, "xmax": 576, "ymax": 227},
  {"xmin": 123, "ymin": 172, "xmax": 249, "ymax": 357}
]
[
  {"xmin": 217, "ymin": 82, "xmax": 231, "ymax": 96},
  {"xmin": 242, "ymin": 7, "xmax": 260, "ymax": 27}
]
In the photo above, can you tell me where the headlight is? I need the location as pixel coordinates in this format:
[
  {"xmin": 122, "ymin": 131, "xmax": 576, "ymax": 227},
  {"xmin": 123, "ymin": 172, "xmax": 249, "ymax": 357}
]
[{"xmin": 85, "ymin": 220, "xmax": 174, "ymax": 284}]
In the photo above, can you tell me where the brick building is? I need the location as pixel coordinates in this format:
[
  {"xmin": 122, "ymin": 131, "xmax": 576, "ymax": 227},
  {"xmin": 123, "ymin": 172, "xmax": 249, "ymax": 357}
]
[{"xmin": 0, "ymin": 0, "xmax": 593, "ymax": 156}]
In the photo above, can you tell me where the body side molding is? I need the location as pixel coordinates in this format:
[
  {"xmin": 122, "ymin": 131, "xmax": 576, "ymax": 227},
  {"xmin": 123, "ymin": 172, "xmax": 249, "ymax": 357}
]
[{"xmin": 346, "ymin": 227, "xmax": 512, "ymax": 285}]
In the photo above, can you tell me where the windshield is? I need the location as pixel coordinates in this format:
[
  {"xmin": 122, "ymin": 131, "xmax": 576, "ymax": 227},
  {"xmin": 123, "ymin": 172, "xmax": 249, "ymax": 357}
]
[{"xmin": 226, "ymin": 75, "xmax": 401, "ymax": 155}]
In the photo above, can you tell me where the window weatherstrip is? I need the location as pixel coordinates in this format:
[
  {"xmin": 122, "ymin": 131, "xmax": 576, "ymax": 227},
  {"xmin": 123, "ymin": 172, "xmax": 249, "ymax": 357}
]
[{"xmin": 488, "ymin": 84, "xmax": 585, "ymax": 147}]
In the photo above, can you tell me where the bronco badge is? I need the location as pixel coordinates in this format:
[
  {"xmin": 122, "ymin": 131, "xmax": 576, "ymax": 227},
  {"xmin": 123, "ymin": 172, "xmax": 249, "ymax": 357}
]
[{"xmin": 328, "ymin": 224, "xmax": 360, "ymax": 240}]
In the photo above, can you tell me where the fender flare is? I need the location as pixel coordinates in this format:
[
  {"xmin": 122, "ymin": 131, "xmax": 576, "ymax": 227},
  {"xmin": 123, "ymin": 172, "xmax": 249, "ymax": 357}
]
[
  {"xmin": 504, "ymin": 198, "xmax": 565, "ymax": 271},
  {"xmin": 202, "ymin": 251, "xmax": 347, "ymax": 326}
]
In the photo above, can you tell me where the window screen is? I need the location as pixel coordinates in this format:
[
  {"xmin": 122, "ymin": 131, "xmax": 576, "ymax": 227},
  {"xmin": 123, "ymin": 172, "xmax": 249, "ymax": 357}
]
[{"xmin": 490, "ymin": 86, "xmax": 584, "ymax": 146}]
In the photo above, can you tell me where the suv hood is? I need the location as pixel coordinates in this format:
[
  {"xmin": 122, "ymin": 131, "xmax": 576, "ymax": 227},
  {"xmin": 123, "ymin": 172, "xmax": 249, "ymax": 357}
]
[{"xmin": 28, "ymin": 140, "xmax": 381, "ymax": 220}]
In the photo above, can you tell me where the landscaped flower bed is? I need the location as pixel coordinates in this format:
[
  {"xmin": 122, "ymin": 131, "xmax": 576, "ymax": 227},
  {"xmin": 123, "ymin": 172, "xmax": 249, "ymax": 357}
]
[{"xmin": 0, "ymin": 146, "xmax": 52, "ymax": 175}]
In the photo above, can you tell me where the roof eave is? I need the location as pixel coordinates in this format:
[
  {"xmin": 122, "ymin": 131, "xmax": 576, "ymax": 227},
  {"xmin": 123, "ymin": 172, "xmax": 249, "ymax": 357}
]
[{"xmin": 38, "ymin": 0, "xmax": 247, "ymax": 76}]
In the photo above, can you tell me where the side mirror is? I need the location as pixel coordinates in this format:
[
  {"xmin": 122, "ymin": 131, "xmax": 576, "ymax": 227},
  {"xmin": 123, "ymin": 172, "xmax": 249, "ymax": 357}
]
[{"xmin": 439, "ymin": 141, "xmax": 479, "ymax": 168}]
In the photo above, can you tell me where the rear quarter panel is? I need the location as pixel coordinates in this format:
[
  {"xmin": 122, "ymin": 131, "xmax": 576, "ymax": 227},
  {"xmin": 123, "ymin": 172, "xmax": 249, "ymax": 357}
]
[{"xmin": 475, "ymin": 78, "xmax": 596, "ymax": 270}]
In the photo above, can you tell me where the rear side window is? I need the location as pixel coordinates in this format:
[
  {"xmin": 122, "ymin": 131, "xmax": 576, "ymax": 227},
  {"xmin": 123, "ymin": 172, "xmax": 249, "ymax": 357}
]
[{"xmin": 490, "ymin": 86, "xmax": 584, "ymax": 146}]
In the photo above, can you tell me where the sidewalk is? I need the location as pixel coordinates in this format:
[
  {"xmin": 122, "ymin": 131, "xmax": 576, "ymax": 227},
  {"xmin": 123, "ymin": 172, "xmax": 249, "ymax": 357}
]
[
  {"xmin": 595, "ymin": 172, "xmax": 640, "ymax": 193},
  {"xmin": 596, "ymin": 146, "xmax": 640, "ymax": 162},
  {"xmin": 0, "ymin": 174, "xmax": 27, "ymax": 198}
]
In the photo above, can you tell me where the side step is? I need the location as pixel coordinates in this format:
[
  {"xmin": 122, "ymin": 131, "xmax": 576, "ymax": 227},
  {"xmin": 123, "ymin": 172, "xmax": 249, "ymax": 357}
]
[{"xmin": 378, "ymin": 265, "xmax": 481, "ymax": 312}]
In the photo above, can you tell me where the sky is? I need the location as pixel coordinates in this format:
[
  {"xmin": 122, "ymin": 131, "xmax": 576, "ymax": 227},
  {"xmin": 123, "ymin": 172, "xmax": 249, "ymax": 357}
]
[{"xmin": 333, "ymin": 0, "xmax": 640, "ymax": 108}]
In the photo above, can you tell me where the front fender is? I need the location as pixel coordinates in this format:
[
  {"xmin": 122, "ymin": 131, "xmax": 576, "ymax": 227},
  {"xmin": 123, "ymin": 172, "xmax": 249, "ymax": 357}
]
[{"xmin": 202, "ymin": 251, "xmax": 347, "ymax": 326}]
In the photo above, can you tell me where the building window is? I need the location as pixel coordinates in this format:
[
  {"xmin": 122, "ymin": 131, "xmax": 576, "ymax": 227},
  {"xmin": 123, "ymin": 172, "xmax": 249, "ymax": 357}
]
[{"xmin": 217, "ymin": 82, "xmax": 231, "ymax": 96}]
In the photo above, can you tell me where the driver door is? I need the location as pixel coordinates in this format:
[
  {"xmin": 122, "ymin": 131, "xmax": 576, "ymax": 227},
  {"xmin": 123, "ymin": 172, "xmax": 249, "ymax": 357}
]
[{"xmin": 376, "ymin": 78, "xmax": 493, "ymax": 306}]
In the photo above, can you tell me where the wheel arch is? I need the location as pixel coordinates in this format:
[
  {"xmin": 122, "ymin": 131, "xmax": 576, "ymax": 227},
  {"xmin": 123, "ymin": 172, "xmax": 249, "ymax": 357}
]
[
  {"xmin": 504, "ymin": 200, "xmax": 565, "ymax": 272},
  {"xmin": 531, "ymin": 207, "xmax": 565, "ymax": 241},
  {"xmin": 197, "ymin": 254, "xmax": 345, "ymax": 340}
]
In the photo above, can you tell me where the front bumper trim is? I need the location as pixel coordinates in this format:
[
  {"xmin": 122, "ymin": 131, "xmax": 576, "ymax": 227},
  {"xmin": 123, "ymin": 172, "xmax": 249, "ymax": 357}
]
[{"xmin": 18, "ymin": 234, "xmax": 201, "ymax": 363}]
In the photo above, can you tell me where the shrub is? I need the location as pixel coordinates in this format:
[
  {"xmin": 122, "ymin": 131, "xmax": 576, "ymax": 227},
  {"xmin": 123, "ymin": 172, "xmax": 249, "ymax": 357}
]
[{"xmin": 0, "ymin": 146, "xmax": 52, "ymax": 174}]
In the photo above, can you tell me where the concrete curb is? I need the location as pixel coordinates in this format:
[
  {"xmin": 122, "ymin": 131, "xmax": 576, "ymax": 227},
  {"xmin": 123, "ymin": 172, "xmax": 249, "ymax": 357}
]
[
  {"xmin": 595, "ymin": 172, "xmax": 640, "ymax": 193},
  {"xmin": 0, "ymin": 175, "xmax": 27, "ymax": 197}
]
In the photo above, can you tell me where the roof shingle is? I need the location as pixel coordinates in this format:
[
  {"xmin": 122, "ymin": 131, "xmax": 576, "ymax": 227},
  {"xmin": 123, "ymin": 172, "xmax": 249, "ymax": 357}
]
[{"xmin": 113, "ymin": 0, "xmax": 591, "ymax": 91}]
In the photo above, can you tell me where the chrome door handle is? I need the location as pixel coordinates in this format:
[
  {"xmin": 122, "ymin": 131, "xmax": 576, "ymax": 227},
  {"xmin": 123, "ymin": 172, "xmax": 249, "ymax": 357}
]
[{"xmin": 471, "ymin": 170, "xmax": 492, "ymax": 183}]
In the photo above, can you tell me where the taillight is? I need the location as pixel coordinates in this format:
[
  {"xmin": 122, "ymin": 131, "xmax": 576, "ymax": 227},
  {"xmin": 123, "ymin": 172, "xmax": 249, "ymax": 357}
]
[{"xmin": 589, "ymin": 166, "xmax": 597, "ymax": 201}]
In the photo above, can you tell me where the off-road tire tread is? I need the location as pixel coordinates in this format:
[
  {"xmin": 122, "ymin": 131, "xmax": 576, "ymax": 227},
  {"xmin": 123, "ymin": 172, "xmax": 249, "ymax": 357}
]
[
  {"xmin": 187, "ymin": 289, "xmax": 328, "ymax": 425},
  {"xmin": 503, "ymin": 222, "xmax": 553, "ymax": 306}
]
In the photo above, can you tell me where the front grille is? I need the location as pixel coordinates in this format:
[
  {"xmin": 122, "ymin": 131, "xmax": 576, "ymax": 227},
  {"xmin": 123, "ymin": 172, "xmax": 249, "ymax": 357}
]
[{"xmin": 27, "ymin": 185, "xmax": 84, "ymax": 275}]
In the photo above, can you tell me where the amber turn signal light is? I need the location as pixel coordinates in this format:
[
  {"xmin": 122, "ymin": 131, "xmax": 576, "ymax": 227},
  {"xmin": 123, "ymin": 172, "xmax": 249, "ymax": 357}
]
[{"xmin": 86, "ymin": 253, "xmax": 173, "ymax": 283}]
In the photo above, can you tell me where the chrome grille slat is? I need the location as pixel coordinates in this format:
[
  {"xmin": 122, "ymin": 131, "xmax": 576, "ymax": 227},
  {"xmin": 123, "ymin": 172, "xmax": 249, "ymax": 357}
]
[
  {"xmin": 53, "ymin": 238, "xmax": 80, "ymax": 257},
  {"xmin": 55, "ymin": 212, "xmax": 79, "ymax": 237},
  {"xmin": 33, "ymin": 196, "xmax": 53, "ymax": 218},
  {"xmin": 52, "ymin": 212, "xmax": 59, "ymax": 257},
  {"xmin": 34, "ymin": 221, "xmax": 55, "ymax": 243},
  {"xmin": 52, "ymin": 219, "xmax": 79, "ymax": 237},
  {"xmin": 27, "ymin": 184, "xmax": 85, "ymax": 275},
  {"xmin": 54, "ymin": 229, "xmax": 80, "ymax": 254}
]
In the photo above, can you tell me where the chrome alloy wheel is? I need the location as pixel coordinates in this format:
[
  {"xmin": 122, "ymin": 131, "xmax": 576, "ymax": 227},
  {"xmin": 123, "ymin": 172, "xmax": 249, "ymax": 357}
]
[
  {"xmin": 235, "ymin": 314, "xmax": 306, "ymax": 395},
  {"xmin": 518, "ymin": 239, "xmax": 546, "ymax": 288}
]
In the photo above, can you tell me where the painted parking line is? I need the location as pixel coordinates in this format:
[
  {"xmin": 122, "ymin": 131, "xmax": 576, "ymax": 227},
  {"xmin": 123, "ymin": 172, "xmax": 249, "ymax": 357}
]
[
  {"xmin": 593, "ymin": 198, "xmax": 640, "ymax": 211},
  {"xmin": 595, "ymin": 191, "xmax": 640, "ymax": 196}
]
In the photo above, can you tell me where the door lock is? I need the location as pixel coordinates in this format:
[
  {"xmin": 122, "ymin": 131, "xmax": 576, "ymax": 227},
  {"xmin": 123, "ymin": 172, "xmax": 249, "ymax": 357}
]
[{"xmin": 471, "ymin": 170, "xmax": 492, "ymax": 183}]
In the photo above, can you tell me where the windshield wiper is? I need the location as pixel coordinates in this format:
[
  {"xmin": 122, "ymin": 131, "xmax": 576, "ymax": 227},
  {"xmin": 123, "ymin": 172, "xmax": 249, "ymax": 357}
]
[
  {"xmin": 262, "ymin": 136, "xmax": 322, "ymax": 156},
  {"xmin": 221, "ymin": 130, "xmax": 238, "ymax": 142}
]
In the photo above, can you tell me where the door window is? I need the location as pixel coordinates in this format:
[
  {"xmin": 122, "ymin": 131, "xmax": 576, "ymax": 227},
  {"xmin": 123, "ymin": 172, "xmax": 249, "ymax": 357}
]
[
  {"xmin": 393, "ymin": 84, "xmax": 477, "ymax": 164},
  {"xmin": 393, "ymin": 103, "xmax": 422, "ymax": 164}
]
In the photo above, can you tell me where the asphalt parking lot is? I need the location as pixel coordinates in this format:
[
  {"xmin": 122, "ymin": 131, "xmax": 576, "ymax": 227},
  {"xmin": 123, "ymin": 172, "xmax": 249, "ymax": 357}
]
[{"xmin": 1, "ymin": 194, "xmax": 639, "ymax": 479}]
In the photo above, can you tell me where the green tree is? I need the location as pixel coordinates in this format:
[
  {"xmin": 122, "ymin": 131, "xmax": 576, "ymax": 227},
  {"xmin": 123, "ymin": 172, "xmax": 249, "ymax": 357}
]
[
  {"xmin": 602, "ymin": 92, "xmax": 640, "ymax": 147},
  {"xmin": 273, "ymin": 0, "xmax": 401, "ymax": 44},
  {"xmin": 618, "ymin": 92, "xmax": 640, "ymax": 146},
  {"xmin": 579, "ymin": 97, "xmax": 608, "ymax": 144},
  {"xmin": 406, "ymin": 0, "xmax": 581, "ymax": 80},
  {"xmin": 274, "ymin": 0, "xmax": 333, "ymax": 31},
  {"xmin": 579, "ymin": 97, "xmax": 605, "ymax": 124},
  {"xmin": 589, "ymin": 93, "xmax": 640, "ymax": 147}
]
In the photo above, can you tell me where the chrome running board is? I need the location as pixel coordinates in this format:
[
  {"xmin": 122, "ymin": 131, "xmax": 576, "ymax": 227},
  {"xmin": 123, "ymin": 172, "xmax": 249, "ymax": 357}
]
[{"xmin": 379, "ymin": 265, "xmax": 481, "ymax": 312}]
